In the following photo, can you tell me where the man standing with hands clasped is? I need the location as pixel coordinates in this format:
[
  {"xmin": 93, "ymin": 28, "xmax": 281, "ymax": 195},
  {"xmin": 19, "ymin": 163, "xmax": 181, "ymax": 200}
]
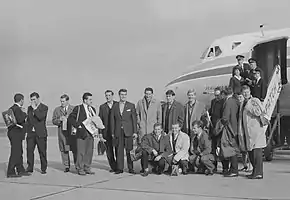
[
  {"xmin": 110, "ymin": 89, "xmax": 138, "ymax": 174},
  {"xmin": 26, "ymin": 92, "xmax": 49, "ymax": 174}
]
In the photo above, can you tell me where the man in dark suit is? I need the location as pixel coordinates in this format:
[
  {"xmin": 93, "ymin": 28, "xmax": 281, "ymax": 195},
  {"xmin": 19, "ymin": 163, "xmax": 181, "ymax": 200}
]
[
  {"xmin": 6, "ymin": 94, "xmax": 31, "ymax": 178},
  {"xmin": 110, "ymin": 89, "xmax": 137, "ymax": 174},
  {"xmin": 247, "ymin": 58, "xmax": 264, "ymax": 86},
  {"xmin": 68, "ymin": 92, "xmax": 96, "ymax": 176},
  {"xmin": 26, "ymin": 92, "xmax": 48, "ymax": 174},
  {"xmin": 236, "ymin": 55, "xmax": 251, "ymax": 80},
  {"xmin": 251, "ymin": 69, "xmax": 267, "ymax": 102},
  {"xmin": 140, "ymin": 123, "xmax": 172, "ymax": 177},
  {"xmin": 162, "ymin": 90, "xmax": 184, "ymax": 134},
  {"xmin": 99, "ymin": 90, "xmax": 117, "ymax": 172},
  {"xmin": 221, "ymin": 87, "xmax": 239, "ymax": 177}
]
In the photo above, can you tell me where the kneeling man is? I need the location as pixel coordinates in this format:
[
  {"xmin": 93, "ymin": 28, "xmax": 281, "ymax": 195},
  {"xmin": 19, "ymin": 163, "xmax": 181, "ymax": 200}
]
[
  {"xmin": 189, "ymin": 120, "xmax": 215, "ymax": 175},
  {"xmin": 140, "ymin": 123, "xmax": 172, "ymax": 177},
  {"xmin": 169, "ymin": 122, "xmax": 190, "ymax": 175}
]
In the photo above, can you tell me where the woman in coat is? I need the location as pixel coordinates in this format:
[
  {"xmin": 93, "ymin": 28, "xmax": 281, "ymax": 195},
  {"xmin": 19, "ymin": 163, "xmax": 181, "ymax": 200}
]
[
  {"xmin": 229, "ymin": 66, "xmax": 245, "ymax": 94},
  {"xmin": 241, "ymin": 85, "xmax": 266, "ymax": 179}
]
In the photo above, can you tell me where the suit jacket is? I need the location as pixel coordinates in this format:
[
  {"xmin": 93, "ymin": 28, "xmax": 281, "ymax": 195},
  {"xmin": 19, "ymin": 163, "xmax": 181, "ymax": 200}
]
[
  {"xmin": 162, "ymin": 101, "xmax": 184, "ymax": 134},
  {"xmin": 136, "ymin": 98, "xmax": 162, "ymax": 137},
  {"xmin": 68, "ymin": 104, "xmax": 96, "ymax": 139},
  {"xmin": 222, "ymin": 96, "xmax": 238, "ymax": 135},
  {"xmin": 8, "ymin": 104, "xmax": 27, "ymax": 140},
  {"xmin": 251, "ymin": 78, "xmax": 267, "ymax": 101},
  {"xmin": 182, "ymin": 100, "xmax": 206, "ymax": 133},
  {"xmin": 229, "ymin": 76, "xmax": 245, "ymax": 94},
  {"xmin": 209, "ymin": 98, "xmax": 224, "ymax": 127},
  {"xmin": 141, "ymin": 132, "xmax": 172, "ymax": 162},
  {"xmin": 98, "ymin": 101, "xmax": 117, "ymax": 139},
  {"xmin": 169, "ymin": 131, "xmax": 190, "ymax": 161},
  {"xmin": 26, "ymin": 103, "xmax": 48, "ymax": 138},
  {"xmin": 237, "ymin": 63, "xmax": 251, "ymax": 79},
  {"xmin": 52, "ymin": 105, "xmax": 74, "ymax": 136},
  {"xmin": 110, "ymin": 101, "xmax": 137, "ymax": 137},
  {"xmin": 190, "ymin": 130, "xmax": 212, "ymax": 157}
]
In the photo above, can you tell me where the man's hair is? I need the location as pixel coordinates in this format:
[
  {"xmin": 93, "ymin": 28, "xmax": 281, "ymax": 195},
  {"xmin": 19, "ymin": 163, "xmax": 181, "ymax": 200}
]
[
  {"xmin": 14, "ymin": 93, "xmax": 24, "ymax": 103},
  {"xmin": 60, "ymin": 94, "xmax": 69, "ymax": 101},
  {"xmin": 30, "ymin": 92, "xmax": 40, "ymax": 99},
  {"xmin": 153, "ymin": 122, "xmax": 162, "ymax": 129},
  {"xmin": 192, "ymin": 120, "xmax": 203, "ymax": 128},
  {"xmin": 172, "ymin": 122, "xmax": 181, "ymax": 127},
  {"xmin": 165, "ymin": 90, "xmax": 175, "ymax": 96},
  {"xmin": 82, "ymin": 92, "xmax": 92, "ymax": 101},
  {"xmin": 224, "ymin": 86, "xmax": 233, "ymax": 96},
  {"xmin": 144, "ymin": 87, "xmax": 154, "ymax": 93},
  {"xmin": 221, "ymin": 90, "xmax": 226, "ymax": 95},
  {"xmin": 214, "ymin": 87, "xmax": 221, "ymax": 92},
  {"xmin": 254, "ymin": 68, "xmax": 262, "ymax": 74},
  {"xmin": 236, "ymin": 91, "xmax": 243, "ymax": 96},
  {"xmin": 105, "ymin": 90, "xmax": 114, "ymax": 95},
  {"xmin": 242, "ymin": 85, "xmax": 251, "ymax": 91},
  {"xmin": 118, "ymin": 89, "xmax": 127, "ymax": 95},
  {"xmin": 187, "ymin": 89, "xmax": 196, "ymax": 95}
]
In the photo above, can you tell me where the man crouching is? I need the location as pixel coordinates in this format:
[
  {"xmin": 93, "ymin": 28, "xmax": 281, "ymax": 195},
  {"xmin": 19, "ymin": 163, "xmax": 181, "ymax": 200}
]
[
  {"xmin": 189, "ymin": 120, "xmax": 215, "ymax": 176},
  {"xmin": 140, "ymin": 123, "xmax": 172, "ymax": 177}
]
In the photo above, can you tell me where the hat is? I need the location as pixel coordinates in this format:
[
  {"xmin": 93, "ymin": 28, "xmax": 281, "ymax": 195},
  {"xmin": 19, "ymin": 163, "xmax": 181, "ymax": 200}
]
[
  {"xmin": 236, "ymin": 55, "xmax": 245, "ymax": 59},
  {"xmin": 165, "ymin": 89, "xmax": 175, "ymax": 96},
  {"xmin": 248, "ymin": 58, "xmax": 257, "ymax": 63}
]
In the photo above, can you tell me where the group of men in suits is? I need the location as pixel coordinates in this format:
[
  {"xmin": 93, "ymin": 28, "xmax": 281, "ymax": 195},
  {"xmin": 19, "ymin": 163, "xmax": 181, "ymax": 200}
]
[{"xmin": 7, "ymin": 92, "xmax": 48, "ymax": 178}]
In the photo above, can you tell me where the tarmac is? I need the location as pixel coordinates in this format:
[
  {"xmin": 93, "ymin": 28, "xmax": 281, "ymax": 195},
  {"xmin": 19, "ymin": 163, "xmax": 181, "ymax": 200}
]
[{"xmin": 0, "ymin": 136, "xmax": 290, "ymax": 200}]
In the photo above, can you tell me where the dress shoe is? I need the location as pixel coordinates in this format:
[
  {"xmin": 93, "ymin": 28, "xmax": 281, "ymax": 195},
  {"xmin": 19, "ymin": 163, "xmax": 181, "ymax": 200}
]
[
  {"xmin": 205, "ymin": 169, "xmax": 214, "ymax": 176},
  {"xmin": 78, "ymin": 171, "xmax": 86, "ymax": 176},
  {"xmin": 109, "ymin": 169, "xmax": 116, "ymax": 173},
  {"xmin": 224, "ymin": 173, "xmax": 238, "ymax": 177},
  {"xmin": 114, "ymin": 170, "xmax": 123, "ymax": 174},
  {"xmin": 7, "ymin": 174, "xmax": 22, "ymax": 178},
  {"xmin": 141, "ymin": 171, "xmax": 149, "ymax": 177},
  {"xmin": 140, "ymin": 169, "xmax": 145, "ymax": 173},
  {"xmin": 222, "ymin": 169, "xmax": 229, "ymax": 175},
  {"xmin": 26, "ymin": 169, "xmax": 33, "ymax": 173},
  {"xmin": 18, "ymin": 171, "xmax": 31, "ymax": 176},
  {"xmin": 41, "ymin": 171, "xmax": 47, "ymax": 175},
  {"xmin": 239, "ymin": 166, "xmax": 248, "ymax": 172},
  {"xmin": 85, "ymin": 170, "xmax": 95, "ymax": 175},
  {"xmin": 248, "ymin": 175, "xmax": 263, "ymax": 179},
  {"xmin": 128, "ymin": 170, "xmax": 136, "ymax": 175},
  {"xmin": 64, "ymin": 168, "xmax": 70, "ymax": 173}
]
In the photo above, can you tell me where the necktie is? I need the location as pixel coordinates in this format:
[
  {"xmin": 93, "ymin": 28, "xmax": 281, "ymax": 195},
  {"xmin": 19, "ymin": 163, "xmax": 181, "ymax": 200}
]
[
  {"xmin": 88, "ymin": 106, "xmax": 94, "ymax": 117},
  {"xmin": 64, "ymin": 107, "xmax": 67, "ymax": 116}
]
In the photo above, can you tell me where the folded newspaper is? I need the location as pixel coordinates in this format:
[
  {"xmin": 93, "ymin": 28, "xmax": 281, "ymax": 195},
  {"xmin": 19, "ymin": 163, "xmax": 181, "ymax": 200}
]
[
  {"xmin": 2, "ymin": 108, "xmax": 23, "ymax": 128},
  {"xmin": 82, "ymin": 115, "xmax": 105, "ymax": 137}
]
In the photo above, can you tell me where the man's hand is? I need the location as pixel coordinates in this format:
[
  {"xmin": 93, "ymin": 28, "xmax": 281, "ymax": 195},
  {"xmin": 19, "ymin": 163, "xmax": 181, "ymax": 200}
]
[
  {"xmin": 31, "ymin": 103, "xmax": 38, "ymax": 110},
  {"xmin": 152, "ymin": 149, "xmax": 158, "ymax": 156},
  {"xmin": 133, "ymin": 133, "xmax": 138, "ymax": 139},
  {"xmin": 172, "ymin": 157, "xmax": 178, "ymax": 164},
  {"xmin": 154, "ymin": 155, "xmax": 162, "ymax": 161},
  {"xmin": 21, "ymin": 107, "xmax": 27, "ymax": 113},
  {"xmin": 60, "ymin": 116, "xmax": 67, "ymax": 121}
]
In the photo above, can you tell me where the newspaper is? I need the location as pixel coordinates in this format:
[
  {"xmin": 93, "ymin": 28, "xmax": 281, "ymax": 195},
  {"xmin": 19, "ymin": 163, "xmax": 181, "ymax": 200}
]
[
  {"xmin": 82, "ymin": 115, "xmax": 105, "ymax": 137},
  {"xmin": 2, "ymin": 108, "xmax": 22, "ymax": 128}
]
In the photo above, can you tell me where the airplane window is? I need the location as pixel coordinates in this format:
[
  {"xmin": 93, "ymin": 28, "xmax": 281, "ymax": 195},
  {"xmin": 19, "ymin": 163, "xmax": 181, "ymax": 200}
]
[
  {"xmin": 207, "ymin": 48, "xmax": 214, "ymax": 57},
  {"xmin": 215, "ymin": 46, "xmax": 222, "ymax": 56},
  {"xmin": 232, "ymin": 42, "xmax": 241, "ymax": 49},
  {"xmin": 200, "ymin": 47, "xmax": 209, "ymax": 59}
]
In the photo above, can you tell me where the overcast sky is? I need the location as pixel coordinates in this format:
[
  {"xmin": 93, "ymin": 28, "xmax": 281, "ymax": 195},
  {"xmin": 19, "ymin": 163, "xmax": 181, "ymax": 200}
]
[{"xmin": 1, "ymin": 0, "xmax": 290, "ymax": 121}]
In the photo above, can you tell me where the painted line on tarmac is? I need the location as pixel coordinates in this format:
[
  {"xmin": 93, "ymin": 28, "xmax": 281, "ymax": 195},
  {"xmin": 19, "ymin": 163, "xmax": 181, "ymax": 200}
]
[
  {"xmin": 85, "ymin": 187, "xmax": 276, "ymax": 200},
  {"xmin": 30, "ymin": 187, "xmax": 78, "ymax": 200}
]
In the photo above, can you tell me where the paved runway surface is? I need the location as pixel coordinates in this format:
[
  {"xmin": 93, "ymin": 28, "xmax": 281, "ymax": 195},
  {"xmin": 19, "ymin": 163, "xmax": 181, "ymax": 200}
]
[{"xmin": 0, "ymin": 137, "xmax": 290, "ymax": 200}]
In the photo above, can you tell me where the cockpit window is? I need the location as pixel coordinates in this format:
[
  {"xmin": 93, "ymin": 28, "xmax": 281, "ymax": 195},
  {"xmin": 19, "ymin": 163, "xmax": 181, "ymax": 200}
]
[
  {"xmin": 207, "ymin": 47, "xmax": 214, "ymax": 57},
  {"xmin": 214, "ymin": 46, "xmax": 222, "ymax": 56},
  {"xmin": 200, "ymin": 47, "xmax": 209, "ymax": 59},
  {"xmin": 232, "ymin": 42, "xmax": 241, "ymax": 49}
]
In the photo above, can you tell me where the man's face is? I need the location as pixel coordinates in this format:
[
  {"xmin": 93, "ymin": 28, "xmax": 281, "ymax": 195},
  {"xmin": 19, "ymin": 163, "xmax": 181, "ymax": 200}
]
[
  {"xmin": 154, "ymin": 125, "xmax": 162, "ymax": 137},
  {"xmin": 254, "ymin": 72, "xmax": 260, "ymax": 80},
  {"xmin": 105, "ymin": 92, "xmax": 113, "ymax": 102},
  {"xmin": 250, "ymin": 62, "xmax": 257, "ymax": 70},
  {"xmin": 30, "ymin": 96, "xmax": 40, "ymax": 106},
  {"xmin": 84, "ymin": 96, "xmax": 93, "ymax": 106},
  {"xmin": 172, "ymin": 124, "xmax": 180, "ymax": 135},
  {"xmin": 144, "ymin": 90, "xmax": 153, "ymax": 102},
  {"xmin": 192, "ymin": 124, "xmax": 201, "ymax": 135},
  {"xmin": 214, "ymin": 90, "xmax": 221, "ymax": 100},
  {"xmin": 242, "ymin": 89, "xmax": 251, "ymax": 100},
  {"xmin": 166, "ymin": 94, "xmax": 174, "ymax": 104},
  {"xmin": 187, "ymin": 92, "xmax": 196, "ymax": 103},
  {"xmin": 19, "ymin": 99, "xmax": 24, "ymax": 107},
  {"xmin": 237, "ymin": 94, "xmax": 244, "ymax": 104},
  {"xmin": 60, "ymin": 98, "xmax": 68, "ymax": 107},
  {"xmin": 237, "ymin": 58, "xmax": 244, "ymax": 65},
  {"xmin": 119, "ymin": 92, "xmax": 127, "ymax": 102}
]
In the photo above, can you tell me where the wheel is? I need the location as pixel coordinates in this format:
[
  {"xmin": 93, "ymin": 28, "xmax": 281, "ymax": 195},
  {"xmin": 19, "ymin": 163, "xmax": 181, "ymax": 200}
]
[{"xmin": 264, "ymin": 144, "xmax": 273, "ymax": 161}]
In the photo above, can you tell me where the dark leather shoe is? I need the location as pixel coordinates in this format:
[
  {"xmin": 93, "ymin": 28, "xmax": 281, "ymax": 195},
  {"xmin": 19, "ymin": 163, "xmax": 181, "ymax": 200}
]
[
  {"xmin": 109, "ymin": 169, "xmax": 116, "ymax": 173},
  {"xmin": 140, "ymin": 169, "xmax": 145, "ymax": 173},
  {"xmin": 114, "ymin": 170, "xmax": 123, "ymax": 174},
  {"xmin": 85, "ymin": 170, "xmax": 95, "ymax": 175},
  {"xmin": 7, "ymin": 174, "xmax": 22, "ymax": 178},
  {"xmin": 205, "ymin": 169, "xmax": 214, "ymax": 176},
  {"xmin": 224, "ymin": 173, "xmax": 238, "ymax": 177},
  {"xmin": 41, "ymin": 171, "xmax": 47, "ymax": 175},
  {"xmin": 222, "ymin": 169, "xmax": 229, "ymax": 175},
  {"xmin": 249, "ymin": 175, "xmax": 263, "ymax": 179},
  {"xmin": 26, "ymin": 169, "xmax": 33, "ymax": 173},
  {"xmin": 18, "ymin": 171, "xmax": 31, "ymax": 176},
  {"xmin": 78, "ymin": 171, "xmax": 86, "ymax": 176},
  {"xmin": 64, "ymin": 168, "xmax": 70, "ymax": 173},
  {"xmin": 128, "ymin": 170, "xmax": 136, "ymax": 175},
  {"xmin": 141, "ymin": 171, "xmax": 149, "ymax": 177}
]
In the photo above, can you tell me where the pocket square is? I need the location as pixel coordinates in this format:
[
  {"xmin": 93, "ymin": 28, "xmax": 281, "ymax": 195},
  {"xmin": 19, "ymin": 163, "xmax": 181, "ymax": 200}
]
[{"xmin": 126, "ymin": 109, "xmax": 131, "ymax": 112}]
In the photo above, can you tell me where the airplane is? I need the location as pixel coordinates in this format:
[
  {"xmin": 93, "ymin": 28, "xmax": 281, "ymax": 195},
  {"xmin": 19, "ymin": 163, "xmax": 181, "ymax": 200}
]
[{"xmin": 165, "ymin": 27, "xmax": 290, "ymax": 153}]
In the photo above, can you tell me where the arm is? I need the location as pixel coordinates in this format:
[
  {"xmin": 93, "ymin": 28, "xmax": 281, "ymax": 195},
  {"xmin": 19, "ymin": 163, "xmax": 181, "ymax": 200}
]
[
  {"xmin": 140, "ymin": 135, "xmax": 154, "ymax": 153},
  {"xmin": 174, "ymin": 135, "xmax": 190, "ymax": 162},
  {"xmin": 156, "ymin": 102, "xmax": 162, "ymax": 124},
  {"xmin": 68, "ymin": 106, "xmax": 79, "ymax": 128},
  {"xmin": 200, "ymin": 134, "xmax": 212, "ymax": 156},
  {"xmin": 98, "ymin": 105, "xmax": 103, "ymax": 135},
  {"xmin": 110, "ymin": 106, "xmax": 115, "ymax": 136},
  {"xmin": 222, "ymin": 100, "xmax": 230, "ymax": 123},
  {"xmin": 178, "ymin": 104, "xmax": 184, "ymax": 128},
  {"xmin": 229, "ymin": 77, "xmax": 234, "ymax": 90},
  {"xmin": 136, "ymin": 101, "xmax": 141, "ymax": 128},
  {"xmin": 131, "ymin": 104, "xmax": 137, "ymax": 133},
  {"xmin": 52, "ymin": 108, "xmax": 61, "ymax": 126},
  {"xmin": 261, "ymin": 80, "xmax": 267, "ymax": 101},
  {"xmin": 160, "ymin": 136, "xmax": 173, "ymax": 158},
  {"xmin": 14, "ymin": 107, "xmax": 27, "ymax": 125},
  {"xmin": 33, "ymin": 105, "xmax": 48, "ymax": 121}
]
